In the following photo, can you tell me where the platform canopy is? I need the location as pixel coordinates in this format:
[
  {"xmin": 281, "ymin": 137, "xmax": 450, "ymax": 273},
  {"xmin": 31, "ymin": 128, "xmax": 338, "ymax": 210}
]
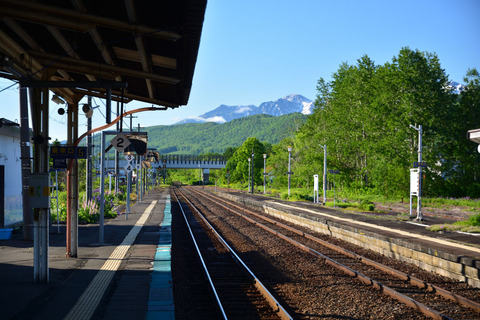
[{"xmin": 0, "ymin": 0, "xmax": 207, "ymax": 107}]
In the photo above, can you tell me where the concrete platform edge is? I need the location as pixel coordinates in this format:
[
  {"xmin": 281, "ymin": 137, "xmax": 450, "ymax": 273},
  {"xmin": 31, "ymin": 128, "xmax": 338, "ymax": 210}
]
[{"xmin": 218, "ymin": 192, "xmax": 480, "ymax": 288}]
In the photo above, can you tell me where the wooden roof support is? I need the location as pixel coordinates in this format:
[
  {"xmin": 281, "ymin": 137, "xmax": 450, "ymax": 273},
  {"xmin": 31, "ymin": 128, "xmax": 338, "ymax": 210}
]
[
  {"xmin": 124, "ymin": 0, "xmax": 155, "ymax": 99},
  {"xmin": 45, "ymin": 26, "xmax": 97, "ymax": 82},
  {"xmin": 112, "ymin": 47, "xmax": 176, "ymax": 69},
  {"xmin": 0, "ymin": 29, "xmax": 43, "ymax": 79},
  {"xmin": 70, "ymin": 0, "xmax": 122, "ymax": 82},
  {"xmin": 3, "ymin": 18, "xmax": 73, "ymax": 81},
  {"xmin": 29, "ymin": 51, "xmax": 181, "ymax": 84},
  {"xmin": 0, "ymin": 0, "xmax": 181, "ymax": 40}
]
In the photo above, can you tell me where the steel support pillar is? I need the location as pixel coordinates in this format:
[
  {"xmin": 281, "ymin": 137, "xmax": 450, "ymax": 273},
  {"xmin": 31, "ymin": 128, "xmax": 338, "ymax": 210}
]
[
  {"xmin": 115, "ymin": 100, "xmax": 119, "ymax": 195},
  {"xmin": 99, "ymin": 131, "xmax": 106, "ymax": 245},
  {"xmin": 66, "ymin": 101, "xmax": 79, "ymax": 257},
  {"xmin": 19, "ymin": 85, "xmax": 33, "ymax": 240},
  {"xmin": 126, "ymin": 170, "xmax": 131, "ymax": 220},
  {"xmin": 86, "ymin": 96, "xmax": 93, "ymax": 201},
  {"xmin": 136, "ymin": 157, "xmax": 140, "ymax": 202},
  {"xmin": 29, "ymin": 87, "xmax": 49, "ymax": 283}
]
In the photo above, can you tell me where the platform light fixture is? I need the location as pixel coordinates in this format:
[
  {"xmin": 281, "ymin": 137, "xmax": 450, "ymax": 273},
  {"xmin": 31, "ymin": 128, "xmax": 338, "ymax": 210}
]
[
  {"xmin": 51, "ymin": 94, "xmax": 65, "ymax": 105},
  {"xmin": 52, "ymin": 94, "xmax": 66, "ymax": 115}
]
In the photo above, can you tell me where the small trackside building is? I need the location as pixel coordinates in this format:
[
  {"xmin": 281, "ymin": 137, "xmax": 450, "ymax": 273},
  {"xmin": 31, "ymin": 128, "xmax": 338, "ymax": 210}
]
[{"xmin": 0, "ymin": 118, "xmax": 23, "ymax": 228}]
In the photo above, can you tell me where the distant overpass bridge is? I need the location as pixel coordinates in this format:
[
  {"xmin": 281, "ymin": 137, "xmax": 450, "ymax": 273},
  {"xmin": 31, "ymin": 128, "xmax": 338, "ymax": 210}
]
[
  {"xmin": 156, "ymin": 154, "xmax": 227, "ymax": 169},
  {"xmin": 95, "ymin": 154, "xmax": 227, "ymax": 182}
]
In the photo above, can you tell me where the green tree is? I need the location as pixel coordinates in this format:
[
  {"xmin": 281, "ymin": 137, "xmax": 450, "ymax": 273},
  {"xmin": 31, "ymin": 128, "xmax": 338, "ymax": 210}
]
[
  {"xmin": 267, "ymin": 137, "xmax": 294, "ymax": 190},
  {"xmin": 225, "ymin": 137, "xmax": 267, "ymax": 186},
  {"xmin": 437, "ymin": 68, "xmax": 480, "ymax": 196},
  {"xmin": 296, "ymin": 47, "xmax": 458, "ymax": 197}
]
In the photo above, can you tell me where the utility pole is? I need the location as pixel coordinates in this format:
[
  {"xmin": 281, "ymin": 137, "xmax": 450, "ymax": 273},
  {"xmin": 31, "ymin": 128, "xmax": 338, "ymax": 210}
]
[
  {"xmin": 126, "ymin": 114, "xmax": 137, "ymax": 132},
  {"xmin": 251, "ymin": 149, "xmax": 254, "ymax": 194},
  {"xmin": 287, "ymin": 146, "xmax": 292, "ymax": 197},
  {"xmin": 263, "ymin": 154, "xmax": 267, "ymax": 194},
  {"xmin": 247, "ymin": 158, "xmax": 251, "ymax": 193},
  {"xmin": 319, "ymin": 144, "xmax": 327, "ymax": 204}
]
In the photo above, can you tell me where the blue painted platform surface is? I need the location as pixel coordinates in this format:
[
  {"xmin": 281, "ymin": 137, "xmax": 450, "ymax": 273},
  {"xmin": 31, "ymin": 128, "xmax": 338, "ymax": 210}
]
[{"xmin": 146, "ymin": 195, "xmax": 174, "ymax": 320}]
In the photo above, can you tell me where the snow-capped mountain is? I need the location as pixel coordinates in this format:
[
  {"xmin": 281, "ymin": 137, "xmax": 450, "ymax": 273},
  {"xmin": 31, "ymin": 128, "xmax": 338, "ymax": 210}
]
[
  {"xmin": 448, "ymin": 81, "xmax": 465, "ymax": 94},
  {"xmin": 176, "ymin": 94, "xmax": 314, "ymax": 124}
]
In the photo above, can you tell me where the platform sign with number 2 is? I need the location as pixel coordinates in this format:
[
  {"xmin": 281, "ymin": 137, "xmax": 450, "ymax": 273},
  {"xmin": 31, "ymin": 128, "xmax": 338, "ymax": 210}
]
[{"xmin": 110, "ymin": 133, "xmax": 131, "ymax": 153}]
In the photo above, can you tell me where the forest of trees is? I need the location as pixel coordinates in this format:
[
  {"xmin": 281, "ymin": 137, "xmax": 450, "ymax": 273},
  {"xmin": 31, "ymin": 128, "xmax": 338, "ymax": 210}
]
[{"xmin": 223, "ymin": 48, "xmax": 480, "ymax": 198}]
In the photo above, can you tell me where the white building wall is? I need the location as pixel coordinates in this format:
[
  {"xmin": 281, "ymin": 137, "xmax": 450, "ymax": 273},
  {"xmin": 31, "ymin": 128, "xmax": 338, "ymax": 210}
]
[{"xmin": 0, "ymin": 122, "xmax": 23, "ymax": 226}]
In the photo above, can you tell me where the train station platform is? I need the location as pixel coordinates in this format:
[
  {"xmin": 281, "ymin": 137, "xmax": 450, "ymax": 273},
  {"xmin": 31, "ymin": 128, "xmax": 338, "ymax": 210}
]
[
  {"xmin": 214, "ymin": 189, "xmax": 480, "ymax": 289},
  {"xmin": 0, "ymin": 188, "xmax": 170, "ymax": 320},
  {"xmin": 1, "ymin": 186, "xmax": 479, "ymax": 320}
]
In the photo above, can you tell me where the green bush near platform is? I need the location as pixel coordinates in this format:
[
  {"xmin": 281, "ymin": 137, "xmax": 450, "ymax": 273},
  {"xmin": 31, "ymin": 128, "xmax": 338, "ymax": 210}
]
[
  {"xmin": 50, "ymin": 191, "xmax": 67, "ymax": 222},
  {"xmin": 427, "ymin": 212, "xmax": 480, "ymax": 233},
  {"xmin": 50, "ymin": 189, "xmax": 122, "ymax": 223},
  {"xmin": 268, "ymin": 189, "xmax": 281, "ymax": 197},
  {"xmin": 279, "ymin": 189, "xmax": 312, "ymax": 201},
  {"xmin": 360, "ymin": 200, "xmax": 375, "ymax": 211},
  {"xmin": 455, "ymin": 212, "xmax": 480, "ymax": 227},
  {"xmin": 422, "ymin": 197, "xmax": 480, "ymax": 209},
  {"xmin": 325, "ymin": 200, "xmax": 356, "ymax": 209}
]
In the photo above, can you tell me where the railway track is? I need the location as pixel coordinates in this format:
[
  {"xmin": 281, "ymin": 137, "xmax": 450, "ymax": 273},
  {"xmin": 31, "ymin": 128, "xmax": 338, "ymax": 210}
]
[
  {"xmin": 179, "ymin": 186, "xmax": 480, "ymax": 320},
  {"xmin": 172, "ymin": 188, "xmax": 292, "ymax": 319}
]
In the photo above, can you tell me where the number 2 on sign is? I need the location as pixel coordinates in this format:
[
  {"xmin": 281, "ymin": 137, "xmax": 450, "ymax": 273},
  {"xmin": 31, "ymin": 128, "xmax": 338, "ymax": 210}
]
[{"xmin": 116, "ymin": 137, "xmax": 124, "ymax": 148}]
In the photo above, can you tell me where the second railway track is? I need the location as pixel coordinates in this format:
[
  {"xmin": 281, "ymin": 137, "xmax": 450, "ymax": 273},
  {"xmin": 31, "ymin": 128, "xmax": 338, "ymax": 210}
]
[
  {"xmin": 172, "ymin": 187, "xmax": 292, "ymax": 319},
  {"xmin": 174, "ymin": 186, "xmax": 480, "ymax": 319}
]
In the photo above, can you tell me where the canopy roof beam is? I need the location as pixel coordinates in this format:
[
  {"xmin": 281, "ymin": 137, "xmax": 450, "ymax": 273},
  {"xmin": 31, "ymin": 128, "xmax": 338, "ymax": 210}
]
[
  {"xmin": 0, "ymin": 0, "xmax": 181, "ymax": 41},
  {"xmin": 29, "ymin": 51, "xmax": 181, "ymax": 84}
]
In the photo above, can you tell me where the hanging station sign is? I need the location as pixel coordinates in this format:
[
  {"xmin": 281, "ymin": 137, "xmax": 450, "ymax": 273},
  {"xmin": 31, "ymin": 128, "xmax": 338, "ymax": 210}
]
[{"xmin": 50, "ymin": 145, "xmax": 87, "ymax": 159}]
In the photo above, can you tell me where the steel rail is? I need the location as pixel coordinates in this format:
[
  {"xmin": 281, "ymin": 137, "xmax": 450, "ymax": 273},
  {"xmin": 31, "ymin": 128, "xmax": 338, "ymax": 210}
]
[
  {"xmin": 171, "ymin": 191, "xmax": 228, "ymax": 319},
  {"xmin": 194, "ymin": 188, "xmax": 480, "ymax": 313},
  {"xmin": 174, "ymin": 187, "xmax": 293, "ymax": 320},
  {"xmin": 187, "ymin": 187, "xmax": 455, "ymax": 320}
]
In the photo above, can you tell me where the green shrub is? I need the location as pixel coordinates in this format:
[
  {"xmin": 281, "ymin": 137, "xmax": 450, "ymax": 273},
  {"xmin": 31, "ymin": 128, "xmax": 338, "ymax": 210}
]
[
  {"xmin": 269, "ymin": 189, "xmax": 280, "ymax": 197},
  {"xmin": 335, "ymin": 202, "xmax": 351, "ymax": 208},
  {"xmin": 280, "ymin": 191, "xmax": 289, "ymax": 200},
  {"xmin": 360, "ymin": 200, "xmax": 375, "ymax": 211},
  {"xmin": 428, "ymin": 212, "xmax": 480, "ymax": 234},
  {"xmin": 103, "ymin": 191, "xmax": 118, "ymax": 218},
  {"xmin": 455, "ymin": 213, "xmax": 480, "ymax": 227},
  {"xmin": 78, "ymin": 194, "xmax": 99, "ymax": 223},
  {"xmin": 50, "ymin": 191, "xmax": 67, "ymax": 222}
]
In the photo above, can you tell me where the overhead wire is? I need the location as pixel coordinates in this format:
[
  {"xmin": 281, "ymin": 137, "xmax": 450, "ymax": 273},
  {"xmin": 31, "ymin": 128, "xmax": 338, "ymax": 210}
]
[{"xmin": 93, "ymin": 97, "xmax": 131, "ymax": 130}]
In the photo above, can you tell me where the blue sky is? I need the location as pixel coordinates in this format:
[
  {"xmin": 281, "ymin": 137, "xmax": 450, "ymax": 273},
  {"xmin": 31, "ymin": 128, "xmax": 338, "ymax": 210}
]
[{"xmin": 1, "ymin": 0, "xmax": 479, "ymax": 141}]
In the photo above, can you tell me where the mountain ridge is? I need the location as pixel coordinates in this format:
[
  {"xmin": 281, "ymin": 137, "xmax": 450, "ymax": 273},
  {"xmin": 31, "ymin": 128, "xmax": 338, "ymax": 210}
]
[
  {"xmin": 145, "ymin": 112, "xmax": 308, "ymax": 154},
  {"xmin": 176, "ymin": 94, "xmax": 314, "ymax": 124}
]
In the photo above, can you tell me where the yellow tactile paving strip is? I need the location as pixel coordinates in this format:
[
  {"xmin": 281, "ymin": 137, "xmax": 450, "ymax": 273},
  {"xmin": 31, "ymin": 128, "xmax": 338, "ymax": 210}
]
[{"xmin": 64, "ymin": 200, "xmax": 157, "ymax": 320}]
